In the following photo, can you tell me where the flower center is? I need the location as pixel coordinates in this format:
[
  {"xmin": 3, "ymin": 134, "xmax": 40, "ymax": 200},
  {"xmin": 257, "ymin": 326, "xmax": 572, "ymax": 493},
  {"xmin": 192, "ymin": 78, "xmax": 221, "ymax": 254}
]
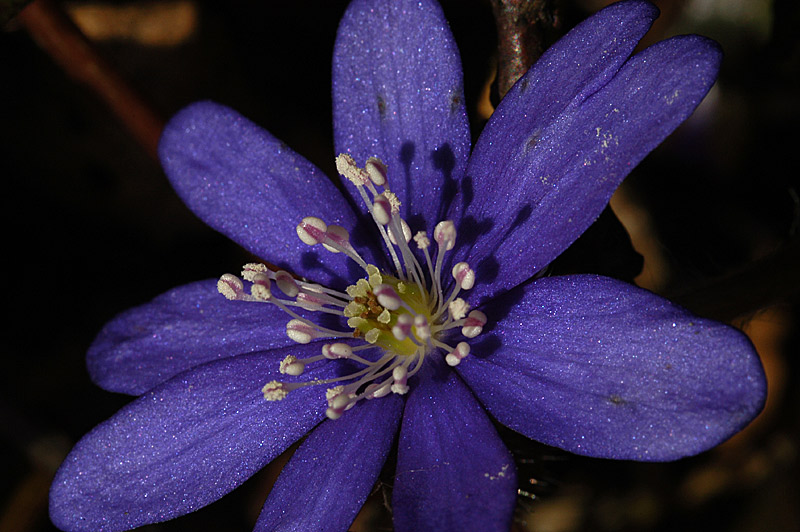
[{"xmin": 216, "ymin": 154, "xmax": 487, "ymax": 419}]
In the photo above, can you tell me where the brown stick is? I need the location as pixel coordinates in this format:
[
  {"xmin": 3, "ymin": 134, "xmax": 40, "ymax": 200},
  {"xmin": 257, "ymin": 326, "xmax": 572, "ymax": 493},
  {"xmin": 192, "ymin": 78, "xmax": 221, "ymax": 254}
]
[
  {"xmin": 17, "ymin": 0, "xmax": 164, "ymax": 160},
  {"xmin": 489, "ymin": 0, "xmax": 559, "ymax": 99}
]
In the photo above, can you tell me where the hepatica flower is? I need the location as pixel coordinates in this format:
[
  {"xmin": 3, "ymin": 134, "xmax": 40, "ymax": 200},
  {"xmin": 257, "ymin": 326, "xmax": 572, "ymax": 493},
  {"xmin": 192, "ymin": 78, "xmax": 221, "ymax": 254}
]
[{"xmin": 51, "ymin": 0, "xmax": 766, "ymax": 531}]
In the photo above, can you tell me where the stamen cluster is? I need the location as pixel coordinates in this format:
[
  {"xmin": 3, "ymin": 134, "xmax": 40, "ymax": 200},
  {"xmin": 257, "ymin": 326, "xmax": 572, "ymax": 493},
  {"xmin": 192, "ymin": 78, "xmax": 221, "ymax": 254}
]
[{"xmin": 218, "ymin": 155, "xmax": 487, "ymax": 419}]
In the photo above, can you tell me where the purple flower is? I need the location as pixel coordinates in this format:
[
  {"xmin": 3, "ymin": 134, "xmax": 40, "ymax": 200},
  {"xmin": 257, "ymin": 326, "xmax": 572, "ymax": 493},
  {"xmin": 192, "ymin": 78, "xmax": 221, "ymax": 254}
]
[{"xmin": 50, "ymin": 1, "xmax": 766, "ymax": 531}]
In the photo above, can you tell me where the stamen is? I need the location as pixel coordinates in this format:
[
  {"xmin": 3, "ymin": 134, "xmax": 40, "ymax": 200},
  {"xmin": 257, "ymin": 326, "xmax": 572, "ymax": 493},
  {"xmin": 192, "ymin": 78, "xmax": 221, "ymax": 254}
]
[
  {"xmin": 217, "ymin": 274, "xmax": 243, "ymax": 300},
  {"xmin": 279, "ymin": 355, "xmax": 305, "ymax": 376},
  {"xmin": 448, "ymin": 298, "xmax": 470, "ymax": 320},
  {"xmin": 392, "ymin": 313, "xmax": 413, "ymax": 340},
  {"xmin": 433, "ymin": 220, "xmax": 456, "ymax": 250},
  {"xmin": 452, "ymin": 262, "xmax": 475, "ymax": 290},
  {"xmin": 273, "ymin": 270, "xmax": 298, "ymax": 297},
  {"xmin": 414, "ymin": 314, "xmax": 431, "ymax": 341},
  {"xmin": 445, "ymin": 342, "xmax": 471, "ymax": 367},
  {"xmin": 296, "ymin": 216, "xmax": 327, "ymax": 246},
  {"xmin": 286, "ymin": 319, "xmax": 323, "ymax": 344},
  {"xmin": 218, "ymin": 155, "xmax": 493, "ymax": 419},
  {"xmin": 322, "ymin": 342, "xmax": 353, "ymax": 359},
  {"xmin": 374, "ymin": 284, "xmax": 401, "ymax": 310},
  {"xmin": 365, "ymin": 157, "xmax": 388, "ymax": 186},
  {"xmin": 390, "ymin": 365, "xmax": 409, "ymax": 395},
  {"xmin": 372, "ymin": 194, "xmax": 392, "ymax": 225},
  {"xmin": 462, "ymin": 310, "xmax": 487, "ymax": 338},
  {"xmin": 262, "ymin": 381, "xmax": 303, "ymax": 401}
]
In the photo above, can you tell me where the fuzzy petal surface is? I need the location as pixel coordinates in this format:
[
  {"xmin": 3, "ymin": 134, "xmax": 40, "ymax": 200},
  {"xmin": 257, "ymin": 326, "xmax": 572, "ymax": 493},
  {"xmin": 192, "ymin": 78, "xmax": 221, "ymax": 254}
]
[
  {"xmin": 457, "ymin": 275, "xmax": 767, "ymax": 461},
  {"xmin": 88, "ymin": 280, "xmax": 299, "ymax": 395},
  {"xmin": 452, "ymin": 2, "xmax": 720, "ymax": 303},
  {"xmin": 159, "ymin": 101, "xmax": 369, "ymax": 287},
  {"xmin": 333, "ymin": 0, "xmax": 470, "ymax": 229},
  {"xmin": 393, "ymin": 365, "xmax": 517, "ymax": 532},
  {"xmin": 50, "ymin": 347, "xmax": 337, "ymax": 532},
  {"xmin": 255, "ymin": 395, "xmax": 402, "ymax": 532}
]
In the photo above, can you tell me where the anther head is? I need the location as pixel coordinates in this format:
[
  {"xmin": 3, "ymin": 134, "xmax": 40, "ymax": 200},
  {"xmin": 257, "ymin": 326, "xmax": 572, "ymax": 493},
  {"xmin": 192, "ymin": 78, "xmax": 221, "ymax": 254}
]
[
  {"xmin": 279, "ymin": 355, "xmax": 305, "ymax": 376},
  {"xmin": 275, "ymin": 270, "xmax": 299, "ymax": 297},
  {"xmin": 322, "ymin": 343, "xmax": 353, "ymax": 359},
  {"xmin": 322, "ymin": 224, "xmax": 350, "ymax": 253},
  {"xmin": 249, "ymin": 272, "xmax": 272, "ymax": 301},
  {"xmin": 452, "ymin": 262, "xmax": 475, "ymax": 290},
  {"xmin": 374, "ymin": 284, "xmax": 401, "ymax": 310},
  {"xmin": 296, "ymin": 216, "xmax": 327, "ymax": 246},
  {"xmin": 217, "ymin": 274, "xmax": 243, "ymax": 300},
  {"xmin": 372, "ymin": 195, "xmax": 392, "ymax": 225},
  {"xmin": 414, "ymin": 314, "xmax": 431, "ymax": 340},
  {"xmin": 413, "ymin": 231, "xmax": 430, "ymax": 250},
  {"xmin": 365, "ymin": 157, "xmax": 388, "ymax": 186},
  {"xmin": 388, "ymin": 219, "xmax": 412, "ymax": 245},
  {"xmin": 445, "ymin": 342, "xmax": 471, "ymax": 367},
  {"xmin": 462, "ymin": 310, "xmax": 487, "ymax": 338},
  {"xmin": 335, "ymin": 153, "xmax": 370, "ymax": 186},
  {"xmin": 392, "ymin": 313, "xmax": 413, "ymax": 340},
  {"xmin": 262, "ymin": 381, "xmax": 289, "ymax": 401},
  {"xmin": 434, "ymin": 220, "xmax": 456, "ymax": 250},
  {"xmin": 286, "ymin": 319, "xmax": 320, "ymax": 344}
]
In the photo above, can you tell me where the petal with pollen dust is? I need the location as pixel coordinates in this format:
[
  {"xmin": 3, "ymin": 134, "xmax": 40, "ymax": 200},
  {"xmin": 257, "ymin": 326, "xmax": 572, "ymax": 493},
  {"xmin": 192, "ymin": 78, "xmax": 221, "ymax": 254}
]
[{"xmin": 457, "ymin": 275, "xmax": 767, "ymax": 461}]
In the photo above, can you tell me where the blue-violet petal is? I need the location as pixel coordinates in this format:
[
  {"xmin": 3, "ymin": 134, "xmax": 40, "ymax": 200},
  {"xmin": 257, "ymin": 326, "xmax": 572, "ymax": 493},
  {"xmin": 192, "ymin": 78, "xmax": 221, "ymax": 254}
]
[
  {"xmin": 159, "ymin": 101, "xmax": 370, "ymax": 287},
  {"xmin": 457, "ymin": 275, "xmax": 767, "ymax": 461},
  {"xmin": 50, "ymin": 348, "xmax": 336, "ymax": 532},
  {"xmin": 88, "ymin": 280, "xmax": 299, "ymax": 395},
  {"xmin": 255, "ymin": 395, "xmax": 402, "ymax": 532},
  {"xmin": 333, "ymin": 0, "xmax": 470, "ymax": 229},
  {"xmin": 393, "ymin": 365, "xmax": 517, "ymax": 532}
]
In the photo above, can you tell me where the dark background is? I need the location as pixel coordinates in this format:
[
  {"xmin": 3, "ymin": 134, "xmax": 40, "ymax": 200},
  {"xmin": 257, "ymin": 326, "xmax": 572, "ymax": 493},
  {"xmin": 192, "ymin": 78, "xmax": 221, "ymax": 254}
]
[{"xmin": 2, "ymin": 0, "xmax": 798, "ymax": 530}]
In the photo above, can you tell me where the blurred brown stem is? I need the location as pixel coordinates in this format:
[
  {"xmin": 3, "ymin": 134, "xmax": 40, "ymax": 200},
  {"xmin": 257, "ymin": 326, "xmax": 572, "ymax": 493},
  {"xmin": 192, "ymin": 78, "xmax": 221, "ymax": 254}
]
[
  {"xmin": 489, "ymin": 0, "xmax": 559, "ymax": 98},
  {"xmin": 17, "ymin": 0, "xmax": 164, "ymax": 160}
]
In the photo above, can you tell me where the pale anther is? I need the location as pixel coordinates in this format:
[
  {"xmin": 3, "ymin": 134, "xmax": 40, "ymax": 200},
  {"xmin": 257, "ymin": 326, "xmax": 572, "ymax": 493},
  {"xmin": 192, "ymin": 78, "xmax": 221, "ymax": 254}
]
[
  {"xmin": 286, "ymin": 319, "xmax": 319, "ymax": 344},
  {"xmin": 374, "ymin": 284, "xmax": 401, "ymax": 310},
  {"xmin": 383, "ymin": 191, "xmax": 401, "ymax": 213},
  {"xmin": 250, "ymin": 272, "xmax": 272, "ymax": 300},
  {"xmin": 241, "ymin": 263, "xmax": 268, "ymax": 282},
  {"xmin": 449, "ymin": 298, "xmax": 470, "ymax": 320},
  {"xmin": 296, "ymin": 292, "xmax": 324, "ymax": 311},
  {"xmin": 322, "ymin": 343, "xmax": 353, "ymax": 359},
  {"xmin": 335, "ymin": 153, "xmax": 369, "ymax": 186},
  {"xmin": 413, "ymin": 231, "xmax": 430, "ymax": 249},
  {"xmin": 365, "ymin": 157, "xmax": 388, "ymax": 186},
  {"xmin": 391, "ymin": 365, "xmax": 409, "ymax": 395},
  {"xmin": 322, "ymin": 225, "xmax": 350, "ymax": 253},
  {"xmin": 279, "ymin": 355, "xmax": 305, "ymax": 376},
  {"xmin": 217, "ymin": 274, "xmax": 242, "ymax": 300},
  {"xmin": 262, "ymin": 381, "xmax": 289, "ymax": 401},
  {"xmin": 434, "ymin": 220, "xmax": 456, "ymax": 250},
  {"xmin": 445, "ymin": 342, "xmax": 471, "ymax": 367},
  {"xmin": 414, "ymin": 314, "xmax": 431, "ymax": 340},
  {"xmin": 452, "ymin": 262, "xmax": 475, "ymax": 290},
  {"xmin": 462, "ymin": 310, "xmax": 487, "ymax": 338},
  {"xmin": 372, "ymin": 195, "xmax": 392, "ymax": 225},
  {"xmin": 296, "ymin": 216, "xmax": 327, "ymax": 246},
  {"xmin": 274, "ymin": 270, "xmax": 299, "ymax": 297},
  {"xmin": 388, "ymin": 219, "xmax": 412, "ymax": 245},
  {"xmin": 392, "ymin": 313, "xmax": 413, "ymax": 340}
]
